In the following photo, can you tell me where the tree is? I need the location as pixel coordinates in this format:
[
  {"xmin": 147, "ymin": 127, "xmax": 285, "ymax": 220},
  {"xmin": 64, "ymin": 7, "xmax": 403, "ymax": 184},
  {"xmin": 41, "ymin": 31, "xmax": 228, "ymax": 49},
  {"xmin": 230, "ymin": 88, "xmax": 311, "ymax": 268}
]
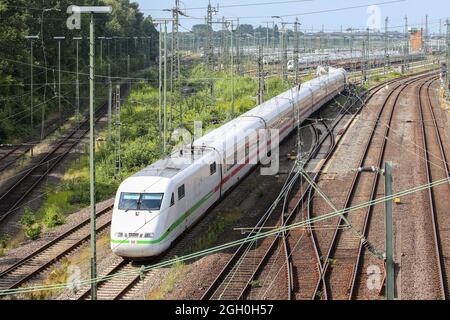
[
  {"xmin": 0, "ymin": 0, "xmax": 159, "ymax": 144},
  {"xmin": 192, "ymin": 24, "xmax": 211, "ymax": 36},
  {"xmin": 237, "ymin": 24, "xmax": 254, "ymax": 35}
]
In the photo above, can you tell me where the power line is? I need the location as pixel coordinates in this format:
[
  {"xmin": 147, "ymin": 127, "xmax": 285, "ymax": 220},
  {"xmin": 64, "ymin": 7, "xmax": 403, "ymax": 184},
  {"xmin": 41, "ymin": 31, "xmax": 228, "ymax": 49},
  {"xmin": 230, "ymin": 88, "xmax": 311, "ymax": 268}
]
[
  {"xmin": 175, "ymin": 0, "xmax": 406, "ymax": 20},
  {"xmin": 142, "ymin": 0, "xmax": 313, "ymax": 12}
]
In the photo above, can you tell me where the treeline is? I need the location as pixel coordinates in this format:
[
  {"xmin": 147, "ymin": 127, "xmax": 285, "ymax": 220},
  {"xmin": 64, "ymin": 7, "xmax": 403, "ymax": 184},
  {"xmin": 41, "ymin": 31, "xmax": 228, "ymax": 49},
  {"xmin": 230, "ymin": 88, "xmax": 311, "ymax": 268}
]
[{"xmin": 0, "ymin": 0, "xmax": 158, "ymax": 143}]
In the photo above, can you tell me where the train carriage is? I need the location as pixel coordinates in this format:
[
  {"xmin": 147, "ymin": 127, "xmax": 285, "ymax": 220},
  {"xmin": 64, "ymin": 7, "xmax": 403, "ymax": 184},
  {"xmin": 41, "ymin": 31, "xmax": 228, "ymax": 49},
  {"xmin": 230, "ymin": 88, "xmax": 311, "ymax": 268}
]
[{"xmin": 111, "ymin": 67, "xmax": 347, "ymax": 259}]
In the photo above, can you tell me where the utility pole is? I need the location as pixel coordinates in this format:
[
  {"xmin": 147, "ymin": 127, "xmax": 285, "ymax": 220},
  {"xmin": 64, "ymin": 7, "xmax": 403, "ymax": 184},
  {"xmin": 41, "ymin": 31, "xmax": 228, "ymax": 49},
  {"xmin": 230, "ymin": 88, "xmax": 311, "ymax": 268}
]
[
  {"xmin": 425, "ymin": 15, "xmax": 429, "ymax": 55},
  {"xmin": 158, "ymin": 23, "xmax": 163, "ymax": 146},
  {"xmin": 257, "ymin": 43, "xmax": 264, "ymax": 105},
  {"xmin": 283, "ymin": 25, "xmax": 287, "ymax": 83},
  {"xmin": 294, "ymin": 18, "xmax": 300, "ymax": 86},
  {"xmin": 236, "ymin": 18, "xmax": 241, "ymax": 75},
  {"xmin": 114, "ymin": 85, "xmax": 122, "ymax": 176},
  {"xmin": 88, "ymin": 13, "xmax": 96, "ymax": 301},
  {"xmin": 54, "ymin": 36, "xmax": 65, "ymax": 123},
  {"xmin": 366, "ymin": 28, "xmax": 371, "ymax": 83},
  {"xmin": 127, "ymin": 54, "xmax": 131, "ymax": 86},
  {"xmin": 206, "ymin": 3, "xmax": 215, "ymax": 97},
  {"xmin": 404, "ymin": 16, "xmax": 409, "ymax": 72},
  {"xmin": 222, "ymin": 17, "xmax": 228, "ymax": 70},
  {"xmin": 66, "ymin": 5, "xmax": 112, "ymax": 300},
  {"xmin": 107, "ymin": 64, "xmax": 112, "ymax": 141},
  {"xmin": 272, "ymin": 21, "xmax": 275, "ymax": 54},
  {"xmin": 230, "ymin": 20, "xmax": 235, "ymax": 116},
  {"xmin": 384, "ymin": 161, "xmax": 394, "ymax": 300},
  {"xmin": 358, "ymin": 163, "xmax": 395, "ymax": 300},
  {"xmin": 74, "ymin": 37, "xmax": 82, "ymax": 120},
  {"xmin": 164, "ymin": 21, "xmax": 168, "ymax": 153},
  {"xmin": 446, "ymin": 19, "xmax": 450, "ymax": 99},
  {"xmin": 25, "ymin": 35, "xmax": 38, "ymax": 128},
  {"xmin": 384, "ymin": 17, "xmax": 389, "ymax": 75},
  {"xmin": 99, "ymin": 36, "xmax": 104, "ymax": 74},
  {"xmin": 362, "ymin": 40, "xmax": 367, "ymax": 84},
  {"xmin": 154, "ymin": 19, "xmax": 173, "ymax": 153},
  {"xmin": 169, "ymin": 0, "xmax": 180, "ymax": 130}
]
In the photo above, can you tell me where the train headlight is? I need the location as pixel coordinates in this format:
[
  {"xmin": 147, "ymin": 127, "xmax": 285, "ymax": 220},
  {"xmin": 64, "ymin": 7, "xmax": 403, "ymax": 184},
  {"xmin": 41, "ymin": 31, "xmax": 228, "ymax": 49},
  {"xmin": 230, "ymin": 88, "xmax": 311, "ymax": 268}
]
[{"xmin": 114, "ymin": 232, "xmax": 123, "ymax": 238}]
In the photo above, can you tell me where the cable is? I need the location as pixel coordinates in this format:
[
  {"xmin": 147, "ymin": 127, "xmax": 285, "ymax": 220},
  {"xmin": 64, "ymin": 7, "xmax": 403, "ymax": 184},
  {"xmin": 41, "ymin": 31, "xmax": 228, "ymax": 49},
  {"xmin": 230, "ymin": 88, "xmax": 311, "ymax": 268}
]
[
  {"xmin": 175, "ymin": 0, "xmax": 406, "ymax": 21},
  {"xmin": 141, "ymin": 0, "xmax": 313, "ymax": 12}
]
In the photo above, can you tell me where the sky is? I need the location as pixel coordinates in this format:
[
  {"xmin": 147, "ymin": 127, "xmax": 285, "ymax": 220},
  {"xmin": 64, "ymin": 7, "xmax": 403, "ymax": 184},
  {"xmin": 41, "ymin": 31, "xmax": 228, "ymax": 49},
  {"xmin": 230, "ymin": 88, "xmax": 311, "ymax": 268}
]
[{"xmin": 135, "ymin": 0, "xmax": 448, "ymax": 33}]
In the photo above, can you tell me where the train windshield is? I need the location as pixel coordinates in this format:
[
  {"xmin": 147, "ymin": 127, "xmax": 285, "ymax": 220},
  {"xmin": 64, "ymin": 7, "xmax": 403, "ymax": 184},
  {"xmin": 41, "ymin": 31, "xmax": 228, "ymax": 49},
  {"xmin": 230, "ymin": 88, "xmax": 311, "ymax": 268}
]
[
  {"xmin": 118, "ymin": 193, "xmax": 164, "ymax": 211},
  {"xmin": 140, "ymin": 194, "xmax": 164, "ymax": 210}
]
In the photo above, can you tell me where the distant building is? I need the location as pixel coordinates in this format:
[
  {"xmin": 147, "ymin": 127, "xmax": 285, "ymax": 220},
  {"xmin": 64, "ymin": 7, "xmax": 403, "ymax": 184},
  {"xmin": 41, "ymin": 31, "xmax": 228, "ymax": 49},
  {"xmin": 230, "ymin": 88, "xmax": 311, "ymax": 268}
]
[{"xmin": 410, "ymin": 28, "xmax": 423, "ymax": 53}]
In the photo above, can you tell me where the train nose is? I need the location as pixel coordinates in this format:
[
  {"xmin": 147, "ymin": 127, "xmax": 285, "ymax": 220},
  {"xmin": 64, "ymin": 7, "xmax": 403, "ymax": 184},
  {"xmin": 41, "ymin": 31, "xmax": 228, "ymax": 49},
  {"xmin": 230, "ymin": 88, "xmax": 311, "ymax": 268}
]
[{"xmin": 110, "ymin": 238, "xmax": 170, "ymax": 258}]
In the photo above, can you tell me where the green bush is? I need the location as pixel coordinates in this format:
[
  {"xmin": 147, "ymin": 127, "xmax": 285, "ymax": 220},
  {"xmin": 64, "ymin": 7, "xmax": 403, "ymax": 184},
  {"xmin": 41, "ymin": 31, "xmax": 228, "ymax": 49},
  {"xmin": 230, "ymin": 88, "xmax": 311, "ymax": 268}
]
[
  {"xmin": 20, "ymin": 207, "xmax": 42, "ymax": 240},
  {"xmin": 24, "ymin": 223, "xmax": 42, "ymax": 240},
  {"xmin": 43, "ymin": 206, "xmax": 66, "ymax": 228},
  {"xmin": 20, "ymin": 207, "xmax": 36, "ymax": 227},
  {"xmin": 0, "ymin": 235, "xmax": 9, "ymax": 249}
]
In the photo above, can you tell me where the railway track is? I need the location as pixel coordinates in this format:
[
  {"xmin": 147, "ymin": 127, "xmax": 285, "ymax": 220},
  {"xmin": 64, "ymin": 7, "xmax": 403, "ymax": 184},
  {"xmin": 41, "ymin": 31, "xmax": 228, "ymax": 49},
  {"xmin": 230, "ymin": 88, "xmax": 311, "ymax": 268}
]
[
  {"xmin": 0, "ymin": 205, "xmax": 112, "ymax": 292},
  {"xmin": 200, "ymin": 89, "xmax": 361, "ymax": 300},
  {"xmin": 0, "ymin": 114, "xmax": 77, "ymax": 174},
  {"xmin": 247, "ymin": 88, "xmax": 371, "ymax": 300},
  {"xmin": 72, "ymin": 91, "xmax": 354, "ymax": 301},
  {"xmin": 201, "ymin": 70, "xmax": 438, "ymax": 301},
  {"xmin": 311, "ymin": 73, "xmax": 438, "ymax": 300},
  {"xmin": 0, "ymin": 71, "xmax": 441, "ymax": 300},
  {"xmin": 0, "ymin": 145, "xmax": 29, "ymax": 173},
  {"xmin": 74, "ymin": 219, "xmax": 202, "ymax": 300},
  {"xmin": 417, "ymin": 78, "xmax": 450, "ymax": 299},
  {"xmin": 0, "ymin": 83, "xmax": 130, "ymax": 226}
]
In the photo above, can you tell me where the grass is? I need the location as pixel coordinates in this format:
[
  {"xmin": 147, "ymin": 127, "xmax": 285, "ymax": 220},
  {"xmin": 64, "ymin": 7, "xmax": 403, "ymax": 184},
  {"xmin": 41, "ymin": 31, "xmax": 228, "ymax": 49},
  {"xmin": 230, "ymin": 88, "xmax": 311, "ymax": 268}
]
[
  {"xmin": 147, "ymin": 259, "xmax": 186, "ymax": 300},
  {"xmin": 18, "ymin": 232, "xmax": 111, "ymax": 300},
  {"xmin": 190, "ymin": 209, "xmax": 242, "ymax": 254},
  {"xmin": 21, "ymin": 259, "xmax": 70, "ymax": 300}
]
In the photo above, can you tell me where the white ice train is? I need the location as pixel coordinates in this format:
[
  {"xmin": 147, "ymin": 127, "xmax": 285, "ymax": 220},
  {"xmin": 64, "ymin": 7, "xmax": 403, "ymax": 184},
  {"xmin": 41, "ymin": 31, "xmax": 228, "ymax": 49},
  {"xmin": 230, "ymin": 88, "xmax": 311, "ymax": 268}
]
[{"xmin": 110, "ymin": 67, "xmax": 347, "ymax": 259}]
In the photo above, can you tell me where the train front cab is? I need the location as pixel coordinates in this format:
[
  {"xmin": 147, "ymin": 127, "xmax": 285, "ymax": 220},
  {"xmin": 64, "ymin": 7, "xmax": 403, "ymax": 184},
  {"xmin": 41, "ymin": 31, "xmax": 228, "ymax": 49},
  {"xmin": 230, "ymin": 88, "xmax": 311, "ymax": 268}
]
[{"xmin": 110, "ymin": 177, "xmax": 173, "ymax": 259}]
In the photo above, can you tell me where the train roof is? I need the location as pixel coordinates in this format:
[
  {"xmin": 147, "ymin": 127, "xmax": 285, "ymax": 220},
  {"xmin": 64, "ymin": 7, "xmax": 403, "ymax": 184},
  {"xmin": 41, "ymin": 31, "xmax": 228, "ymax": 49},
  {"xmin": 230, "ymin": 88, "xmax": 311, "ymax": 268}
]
[
  {"xmin": 132, "ymin": 148, "xmax": 214, "ymax": 179},
  {"xmin": 193, "ymin": 116, "xmax": 262, "ymax": 152},
  {"xmin": 243, "ymin": 68, "xmax": 346, "ymax": 121},
  {"xmin": 129, "ymin": 68, "xmax": 346, "ymax": 181}
]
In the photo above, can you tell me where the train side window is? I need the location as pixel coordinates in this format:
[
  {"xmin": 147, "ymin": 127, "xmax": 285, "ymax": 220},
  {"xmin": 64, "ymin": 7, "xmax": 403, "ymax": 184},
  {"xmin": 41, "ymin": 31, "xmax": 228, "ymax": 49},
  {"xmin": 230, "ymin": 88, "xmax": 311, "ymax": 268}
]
[
  {"xmin": 170, "ymin": 193, "xmax": 175, "ymax": 207},
  {"xmin": 210, "ymin": 162, "xmax": 217, "ymax": 175},
  {"xmin": 178, "ymin": 185, "xmax": 185, "ymax": 200}
]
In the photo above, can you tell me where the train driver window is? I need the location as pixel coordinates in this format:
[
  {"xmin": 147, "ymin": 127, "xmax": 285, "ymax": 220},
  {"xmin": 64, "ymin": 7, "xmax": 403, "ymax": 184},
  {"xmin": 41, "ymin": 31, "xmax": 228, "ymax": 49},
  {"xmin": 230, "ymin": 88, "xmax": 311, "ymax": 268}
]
[
  {"xmin": 210, "ymin": 162, "xmax": 217, "ymax": 175},
  {"xmin": 140, "ymin": 194, "xmax": 164, "ymax": 211},
  {"xmin": 170, "ymin": 193, "xmax": 175, "ymax": 207},
  {"xmin": 178, "ymin": 185, "xmax": 185, "ymax": 200},
  {"xmin": 119, "ymin": 193, "xmax": 140, "ymax": 211}
]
